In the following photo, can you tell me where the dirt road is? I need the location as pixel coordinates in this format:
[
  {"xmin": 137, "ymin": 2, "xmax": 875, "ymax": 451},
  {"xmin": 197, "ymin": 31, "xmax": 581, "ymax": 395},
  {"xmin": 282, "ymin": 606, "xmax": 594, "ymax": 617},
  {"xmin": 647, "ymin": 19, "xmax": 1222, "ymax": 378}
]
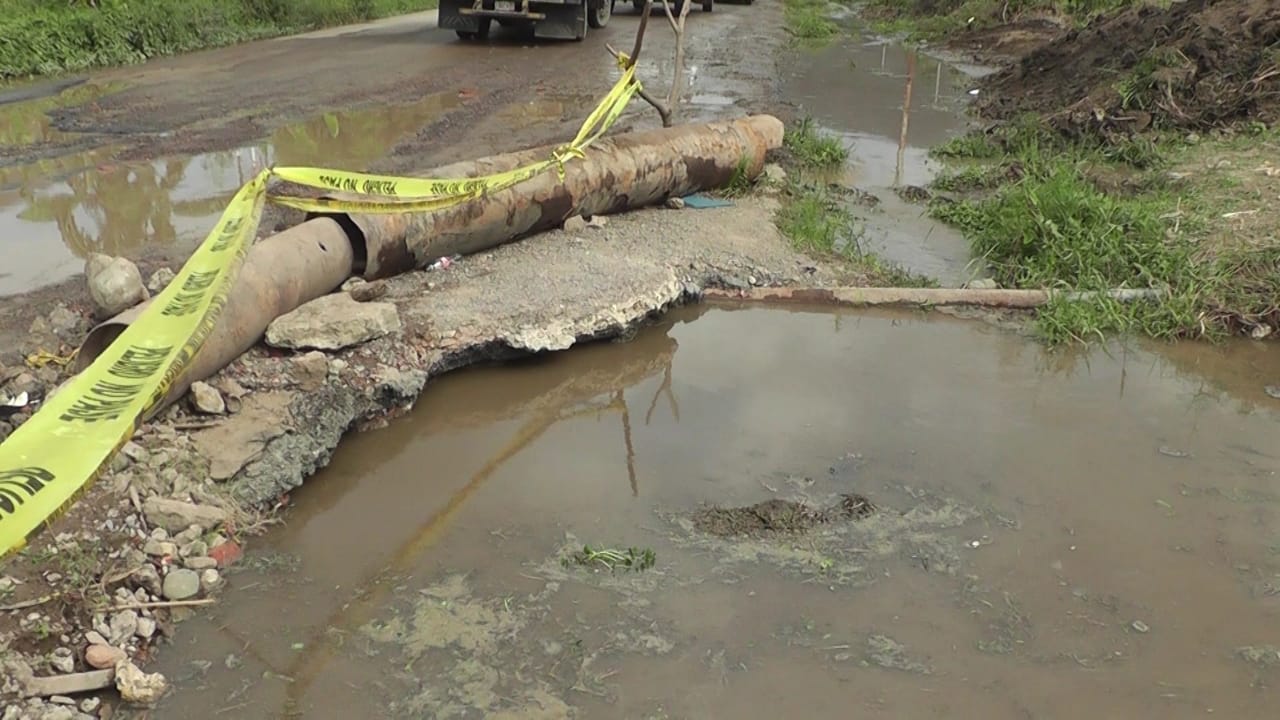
[{"xmin": 0, "ymin": 4, "xmax": 783, "ymax": 298}]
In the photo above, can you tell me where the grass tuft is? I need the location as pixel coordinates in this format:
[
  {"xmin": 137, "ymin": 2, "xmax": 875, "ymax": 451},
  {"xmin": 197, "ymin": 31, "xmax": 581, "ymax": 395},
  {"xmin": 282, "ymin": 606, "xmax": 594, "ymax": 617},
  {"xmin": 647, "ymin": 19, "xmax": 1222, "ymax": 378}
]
[
  {"xmin": 784, "ymin": 117, "xmax": 849, "ymax": 170},
  {"xmin": 784, "ymin": 0, "xmax": 840, "ymax": 44}
]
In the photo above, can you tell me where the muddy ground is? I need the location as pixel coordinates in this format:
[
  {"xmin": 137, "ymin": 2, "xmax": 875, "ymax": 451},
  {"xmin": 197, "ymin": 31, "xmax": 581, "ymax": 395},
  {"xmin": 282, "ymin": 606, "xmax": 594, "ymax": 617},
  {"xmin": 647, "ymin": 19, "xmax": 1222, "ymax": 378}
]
[{"xmin": 1, "ymin": 0, "xmax": 1278, "ymax": 716}]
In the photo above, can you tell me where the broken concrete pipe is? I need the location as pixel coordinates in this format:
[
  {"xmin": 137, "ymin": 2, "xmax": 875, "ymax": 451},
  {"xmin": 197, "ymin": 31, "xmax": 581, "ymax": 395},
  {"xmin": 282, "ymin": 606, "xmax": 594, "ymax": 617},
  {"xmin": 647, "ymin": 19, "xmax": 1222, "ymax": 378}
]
[{"xmin": 75, "ymin": 115, "xmax": 783, "ymax": 418}]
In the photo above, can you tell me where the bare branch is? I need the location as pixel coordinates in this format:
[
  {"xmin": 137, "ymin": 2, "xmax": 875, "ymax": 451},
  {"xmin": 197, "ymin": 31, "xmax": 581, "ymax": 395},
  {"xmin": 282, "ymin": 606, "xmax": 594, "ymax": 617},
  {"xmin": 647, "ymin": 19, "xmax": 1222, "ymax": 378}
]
[
  {"xmin": 629, "ymin": 0, "xmax": 651, "ymax": 68},
  {"xmin": 605, "ymin": 0, "xmax": 675, "ymax": 127}
]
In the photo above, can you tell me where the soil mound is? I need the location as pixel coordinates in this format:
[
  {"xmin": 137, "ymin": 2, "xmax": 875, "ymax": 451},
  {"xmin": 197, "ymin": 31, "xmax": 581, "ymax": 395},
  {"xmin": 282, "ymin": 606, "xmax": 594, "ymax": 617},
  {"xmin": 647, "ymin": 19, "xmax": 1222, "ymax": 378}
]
[{"xmin": 978, "ymin": 0, "xmax": 1280, "ymax": 133}]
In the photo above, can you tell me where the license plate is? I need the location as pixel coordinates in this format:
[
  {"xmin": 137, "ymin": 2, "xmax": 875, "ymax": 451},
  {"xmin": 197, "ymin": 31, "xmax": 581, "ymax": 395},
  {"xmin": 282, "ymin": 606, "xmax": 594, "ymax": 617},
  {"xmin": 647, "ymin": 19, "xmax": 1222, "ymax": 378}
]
[{"xmin": 495, "ymin": 1, "xmax": 515, "ymax": 10}]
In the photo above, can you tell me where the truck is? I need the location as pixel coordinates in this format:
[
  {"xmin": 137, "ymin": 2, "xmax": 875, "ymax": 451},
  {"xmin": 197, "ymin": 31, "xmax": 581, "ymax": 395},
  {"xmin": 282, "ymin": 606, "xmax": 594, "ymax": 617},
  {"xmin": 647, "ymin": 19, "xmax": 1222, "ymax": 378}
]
[{"xmin": 439, "ymin": 0, "xmax": 713, "ymax": 42}]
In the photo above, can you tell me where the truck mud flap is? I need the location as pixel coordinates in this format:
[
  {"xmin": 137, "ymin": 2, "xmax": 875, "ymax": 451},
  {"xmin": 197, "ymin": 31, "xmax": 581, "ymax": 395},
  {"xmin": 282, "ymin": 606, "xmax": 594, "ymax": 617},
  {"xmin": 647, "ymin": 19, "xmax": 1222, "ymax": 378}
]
[
  {"xmin": 533, "ymin": 3, "xmax": 587, "ymax": 40},
  {"xmin": 439, "ymin": 0, "xmax": 481, "ymax": 32}
]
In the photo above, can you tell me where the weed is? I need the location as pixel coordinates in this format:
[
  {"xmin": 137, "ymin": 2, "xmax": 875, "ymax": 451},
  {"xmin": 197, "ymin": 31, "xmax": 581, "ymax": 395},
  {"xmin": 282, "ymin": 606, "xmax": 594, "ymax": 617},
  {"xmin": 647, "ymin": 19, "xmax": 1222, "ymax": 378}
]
[
  {"xmin": 784, "ymin": 117, "xmax": 849, "ymax": 170},
  {"xmin": 784, "ymin": 0, "xmax": 840, "ymax": 44},
  {"xmin": 562, "ymin": 545, "xmax": 657, "ymax": 573},
  {"xmin": 1, "ymin": 0, "xmax": 443, "ymax": 79},
  {"xmin": 721, "ymin": 155, "xmax": 756, "ymax": 198},
  {"xmin": 778, "ymin": 181, "xmax": 935, "ymax": 286}
]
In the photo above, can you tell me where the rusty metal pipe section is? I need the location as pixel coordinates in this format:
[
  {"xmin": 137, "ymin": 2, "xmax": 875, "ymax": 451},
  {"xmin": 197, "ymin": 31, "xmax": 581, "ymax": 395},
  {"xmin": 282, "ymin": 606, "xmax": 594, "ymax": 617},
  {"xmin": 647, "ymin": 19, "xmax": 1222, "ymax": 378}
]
[
  {"xmin": 76, "ymin": 218, "xmax": 355, "ymax": 418},
  {"xmin": 75, "ymin": 116, "xmax": 783, "ymax": 416},
  {"xmin": 308, "ymin": 115, "xmax": 785, "ymax": 279}
]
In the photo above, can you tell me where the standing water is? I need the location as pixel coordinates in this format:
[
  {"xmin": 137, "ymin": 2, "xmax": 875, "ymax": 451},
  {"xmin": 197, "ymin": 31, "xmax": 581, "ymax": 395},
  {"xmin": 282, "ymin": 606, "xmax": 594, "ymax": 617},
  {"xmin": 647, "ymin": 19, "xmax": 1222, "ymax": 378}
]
[
  {"xmin": 783, "ymin": 36, "xmax": 990, "ymax": 285},
  {"xmin": 138, "ymin": 306, "xmax": 1280, "ymax": 719}
]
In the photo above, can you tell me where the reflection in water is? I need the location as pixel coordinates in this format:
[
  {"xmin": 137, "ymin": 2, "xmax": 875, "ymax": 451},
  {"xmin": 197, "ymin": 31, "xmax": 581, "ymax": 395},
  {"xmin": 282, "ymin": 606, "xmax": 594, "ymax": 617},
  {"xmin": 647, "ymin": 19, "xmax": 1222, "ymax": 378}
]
[
  {"xmin": 784, "ymin": 37, "xmax": 982, "ymax": 284},
  {"xmin": 0, "ymin": 91, "xmax": 461, "ymax": 296},
  {"xmin": 144, "ymin": 306, "xmax": 1280, "ymax": 719}
]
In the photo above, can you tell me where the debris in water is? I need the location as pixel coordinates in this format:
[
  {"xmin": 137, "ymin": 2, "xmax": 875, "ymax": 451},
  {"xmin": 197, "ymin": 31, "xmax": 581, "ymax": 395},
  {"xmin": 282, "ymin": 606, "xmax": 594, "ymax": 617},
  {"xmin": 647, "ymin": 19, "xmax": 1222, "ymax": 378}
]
[
  {"xmin": 1264, "ymin": 385, "xmax": 1280, "ymax": 399},
  {"xmin": 1158, "ymin": 446, "xmax": 1192, "ymax": 459},
  {"xmin": 1235, "ymin": 645, "xmax": 1280, "ymax": 668},
  {"xmin": 1131, "ymin": 620, "xmax": 1150, "ymax": 634},
  {"xmin": 562, "ymin": 545, "xmax": 656, "ymax": 573},
  {"xmin": 864, "ymin": 634, "xmax": 932, "ymax": 675},
  {"xmin": 693, "ymin": 494, "xmax": 876, "ymax": 537}
]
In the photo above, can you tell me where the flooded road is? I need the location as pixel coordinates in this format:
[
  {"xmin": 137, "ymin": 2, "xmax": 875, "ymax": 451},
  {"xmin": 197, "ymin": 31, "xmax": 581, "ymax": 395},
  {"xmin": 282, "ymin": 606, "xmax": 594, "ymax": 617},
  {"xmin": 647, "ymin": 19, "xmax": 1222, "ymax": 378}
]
[
  {"xmin": 140, "ymin": 306, "xmax": 1280, "ymax": 719},
  {"xmin": 0, "ymin": 4, "xmax": 782, "ymax": 299},
  {"xmin": 0, "ymin": 87, "xmax": 462, "ymax": 297},
  {"xmin": 784, "ymin": 35, "xmax": 988, "ymax": 285}
]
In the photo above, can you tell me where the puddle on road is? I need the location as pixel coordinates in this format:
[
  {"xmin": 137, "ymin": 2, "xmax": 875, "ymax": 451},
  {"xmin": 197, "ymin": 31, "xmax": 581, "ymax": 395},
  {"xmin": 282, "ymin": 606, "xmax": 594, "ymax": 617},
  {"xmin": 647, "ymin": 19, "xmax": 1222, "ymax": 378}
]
[
  {"xmin": 0, "ymin": 91, "xmax": 460, "ymax": 297},
  {"xmin": 784, "ymin": 37, "xmax": 989, "ymax": 285},
  {"xmin": 140, "ymin": 306, "xmax": 1280, "ymax": 719}
]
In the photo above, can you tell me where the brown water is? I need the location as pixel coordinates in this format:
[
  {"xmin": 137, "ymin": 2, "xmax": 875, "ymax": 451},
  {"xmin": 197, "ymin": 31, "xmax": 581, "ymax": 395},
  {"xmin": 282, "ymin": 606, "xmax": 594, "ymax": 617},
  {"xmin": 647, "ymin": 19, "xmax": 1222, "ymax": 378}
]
[
  {"xmin": 138, "ymin": 306, "xmax": 1280, "ymax": 719},
  {"xmin": 0, "ymin": 88, "xmax": 459, "ymax": 297},
  {"xmin": 783, "ymin": 37, "xmax": 989, "ymax": 285}
]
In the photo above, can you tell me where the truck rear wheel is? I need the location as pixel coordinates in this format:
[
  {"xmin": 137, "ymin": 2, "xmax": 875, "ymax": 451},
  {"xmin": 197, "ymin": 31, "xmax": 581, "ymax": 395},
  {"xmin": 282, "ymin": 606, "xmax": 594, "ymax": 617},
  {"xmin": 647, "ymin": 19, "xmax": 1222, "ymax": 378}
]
[
  {"xmin": 588, "ymin": 0, "xmax": 612, "ymax": 28},
  {"xmin": 456, "ymin": 17, "xmax": 491, "ymax": 40}
]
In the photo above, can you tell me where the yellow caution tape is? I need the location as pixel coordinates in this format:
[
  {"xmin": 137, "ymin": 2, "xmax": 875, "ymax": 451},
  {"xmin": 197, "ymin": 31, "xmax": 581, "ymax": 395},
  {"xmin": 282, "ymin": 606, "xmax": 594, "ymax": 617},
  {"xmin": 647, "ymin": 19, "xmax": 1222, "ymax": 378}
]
[{"xmin": 0, "ymin": 66, "xmax": 640, "ymax": 556}]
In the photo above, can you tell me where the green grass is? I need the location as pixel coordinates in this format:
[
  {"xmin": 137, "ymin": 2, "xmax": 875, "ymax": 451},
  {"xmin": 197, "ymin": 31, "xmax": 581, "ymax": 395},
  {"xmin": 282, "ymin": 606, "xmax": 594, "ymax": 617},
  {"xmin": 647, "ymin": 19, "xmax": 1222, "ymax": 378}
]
[
  {"xmin": 0, "ymin": 0, "xmax": 441, "ymax": 79},
  {"xmin": 777, "ymin": 181, "xmax": 935, "ymax": 287},
  {"xmin": 784, "ymin": 0, "xmax": 840, "ymax": 44},
  {"xmin": 784, "ymin": 117, "xmax": 849, "ymax": 170},
  {"xmin": 862, "ymin": 0, "xmax": 1152, "ymax": 40},
  {"xmin": 926, "ymin": 120, "xmax": 1280, "ymax": 343}
]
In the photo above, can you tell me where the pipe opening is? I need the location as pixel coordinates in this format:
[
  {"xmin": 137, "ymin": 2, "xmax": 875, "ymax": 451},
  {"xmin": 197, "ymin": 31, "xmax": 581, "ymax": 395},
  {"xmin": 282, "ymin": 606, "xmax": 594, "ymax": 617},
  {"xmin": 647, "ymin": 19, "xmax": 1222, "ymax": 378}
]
[{"xmin": 307, "ymin": 211, "xmax": 368, "ymax": 275}]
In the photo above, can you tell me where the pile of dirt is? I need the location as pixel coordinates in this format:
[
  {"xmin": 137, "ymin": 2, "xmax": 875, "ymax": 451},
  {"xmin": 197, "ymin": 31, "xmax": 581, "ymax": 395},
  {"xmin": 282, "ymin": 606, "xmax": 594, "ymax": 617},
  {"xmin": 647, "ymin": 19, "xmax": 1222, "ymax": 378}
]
[
  {"xmin": 978, "ymin": 0, "xmax": 1280, "ymax": 133},
  {"xmin": 693, "ymin": 494, "xmax": 876, "ymax": 537}
]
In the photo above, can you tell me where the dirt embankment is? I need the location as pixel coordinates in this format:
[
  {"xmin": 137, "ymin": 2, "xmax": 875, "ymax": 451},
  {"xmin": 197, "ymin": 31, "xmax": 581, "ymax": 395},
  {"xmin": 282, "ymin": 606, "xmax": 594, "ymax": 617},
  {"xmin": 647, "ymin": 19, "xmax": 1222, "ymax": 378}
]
[{"xmin": 977, "ymin": 0, "xmax": 1280, "ymax": 134}]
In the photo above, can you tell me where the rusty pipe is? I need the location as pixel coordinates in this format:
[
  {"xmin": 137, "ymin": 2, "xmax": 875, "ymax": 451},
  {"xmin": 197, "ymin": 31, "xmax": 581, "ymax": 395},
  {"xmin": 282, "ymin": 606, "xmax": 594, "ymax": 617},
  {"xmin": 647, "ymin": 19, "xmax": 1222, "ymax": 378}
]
[
  {"xmin": 304, "ymin": 114, "xmax": 785, "ymax": 279},
  {"xmin": 75, "ymin": 218, "xmax": 355, "ymax": 418},
  {"xmin": 75, "ymin": 116, "xmax": 783, "ymax": 415}
]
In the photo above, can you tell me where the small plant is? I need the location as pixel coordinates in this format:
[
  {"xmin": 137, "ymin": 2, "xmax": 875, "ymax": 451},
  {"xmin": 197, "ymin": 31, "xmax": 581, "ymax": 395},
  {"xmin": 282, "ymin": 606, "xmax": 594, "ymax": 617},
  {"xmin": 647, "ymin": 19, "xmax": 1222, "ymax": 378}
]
[
  {"xmin": 783, "ymin": 0, "xmax": 840, "ymax": 43},
  {"xmin": 784, "ymin": 117, "xmax": 849, "ymax": 170},
  {"xmin": 721, "ymin": 155, "xmax": 756, "ymax": 198},
  {"xmin": 562, "ymin": 545, "xmax": 657, "ymax": 573}
]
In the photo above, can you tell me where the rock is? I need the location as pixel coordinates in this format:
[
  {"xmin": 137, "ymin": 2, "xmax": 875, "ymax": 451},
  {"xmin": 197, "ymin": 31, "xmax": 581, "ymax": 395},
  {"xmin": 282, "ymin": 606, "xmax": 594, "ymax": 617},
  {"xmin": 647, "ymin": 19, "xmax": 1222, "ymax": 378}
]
[
  {"xmin": 291, "ymin": 351, "xmax": 330, "ymax": 391},
  {"xmin": 586, "ymin": 215, "xmax": 608, "ymax": 229},
  {"xmin": 162, "ymin": 569, "xmax": 201, "ymax": 600},
  {"xmin": 184, "ymin": 556, "xmax": 218, "ymax": 571},
  {"xmin": 114, "ymin": 659, "xmax": 167, "ymax": 707},
  {"xmin": 143, "ymin": 497, "xmax": 227, "ymax": 533},
  {"xmin": 180, "ymin": 539, "xmax": 208, "ymax": 558},
  {"xmin": 7, "ymin": 372, "xmax": 39, "ymax": 396},
  {"xmin": 173, "ymin": 525, "xmax": 202, "ymax": 545},
  {"xmin": 214, "ymin": 377, "xmax": 249, "ymax": 400},
  {"xmin": 84, "ymin": 644, "xmax": 125, "ymax": 670},
  {"xmin": 47, "ymin": 306, "xmax": 82, "ymax": 339},
  {"xmin": 349, "ymin": 281, "xmax": 388, "ymax": 302},
  {"xmin": 562, "ymin": 215, "xmax": 587, "ymax": 233},
  {"xmin": 665, "ymin": 196, "xmax": 686, "ymax": 209},
  {"xmin": 200, "ymin": 569, "xmax": 221, "ymax": 592},
  {"xmin": 145, "ymin": 267, "xmax": 175, "ymax": 294},
  {"xmin": 50, "ymin": 647, "xmax": 75, "ymax": 674},
  {"xmin": 188, "ymin": 381, "xmax": 225, "ymax": 415},
  {"xmin": 135, "ymin": 616, "xmax": 157, "ymax": 639},
  {"xmin": 121, "ymin": 442, "xmax": 149, "ymax": 464},
  {"xmin": 49, "ymin": 695, "xmax": 75, "ymax": 705},
  {"xmin": 265, "ymin": 294, "xmax": 401, "ymax": 351},
  {"xmin": 83, "ymin": 631, "xmax": 108, "ymax": 646},
  {"xmin": 108, "ymin": 611, "xmax": 138, "ymax": 645},
  {"xmin": 133, "ymin": 561, "xmax": 162, "ymax": 594},
  {"xmin": 340, "ymin": 277, "xmax": 365, "ymax": 292},
  {"xmin": 85, "ymin": 254, "xmax": 148, "ymax": 318},
  {"xmin": 763, "ymin": 163, "xmax": 787, "ymax": 184},
  {"xmin": 966, "ymin": 278, "xmax": 999, "ymax": 290},
  {"xmin": 142, "ymin": 540, "xmax": 176, "ymax": 557},
  {"xmin": 1250, "ymin": 324, "xmax": 1273, "ymax": 340},
  {"xmin": 80, "ymin": 697, "xmax": 101, "ymax": 714}
]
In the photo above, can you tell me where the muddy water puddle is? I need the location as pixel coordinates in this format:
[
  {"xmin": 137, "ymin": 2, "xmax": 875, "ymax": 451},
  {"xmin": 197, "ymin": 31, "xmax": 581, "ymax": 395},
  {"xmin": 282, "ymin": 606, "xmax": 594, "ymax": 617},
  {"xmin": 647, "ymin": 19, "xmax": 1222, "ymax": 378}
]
[
  {"xmin": 0, "ymin": 90, "xmax": 460, "ymax": 297},
  {"xmin": 784, "ymin": 36, "xmax": 990, "ymax": 285},
  {"xmin": 140, "ymin": 306, "xmax": 1279, "ymax": 718}
]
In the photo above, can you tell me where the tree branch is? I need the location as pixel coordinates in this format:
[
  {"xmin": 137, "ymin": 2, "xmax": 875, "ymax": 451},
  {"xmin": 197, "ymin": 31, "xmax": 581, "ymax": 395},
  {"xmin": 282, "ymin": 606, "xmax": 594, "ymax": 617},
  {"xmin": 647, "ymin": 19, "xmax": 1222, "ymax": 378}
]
[{"xmin": 604, "ymin": 1, "xmax": 675, "ymax": 127}]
